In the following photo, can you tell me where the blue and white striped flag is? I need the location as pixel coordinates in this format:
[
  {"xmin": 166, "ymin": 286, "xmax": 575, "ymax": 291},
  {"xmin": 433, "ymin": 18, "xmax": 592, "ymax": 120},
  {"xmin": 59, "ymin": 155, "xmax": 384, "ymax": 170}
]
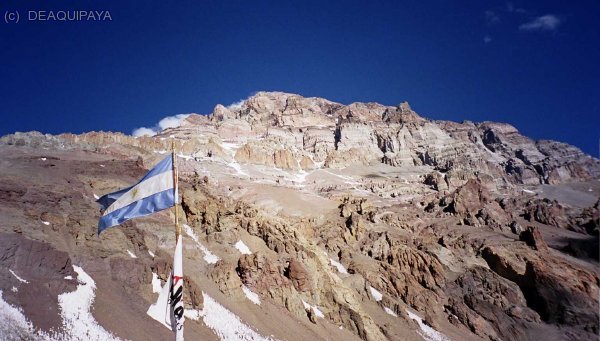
[{"xmin": 97, "ymin": 156, "xmax": 177, "ymax": 234}]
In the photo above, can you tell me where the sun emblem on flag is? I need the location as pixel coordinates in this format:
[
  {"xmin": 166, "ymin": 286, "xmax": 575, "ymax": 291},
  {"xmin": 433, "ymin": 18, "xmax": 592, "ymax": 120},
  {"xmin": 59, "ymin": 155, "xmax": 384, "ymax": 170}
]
[{"xmin": 131, "ymin": 187, "xmax": 139, "ymax": 199}]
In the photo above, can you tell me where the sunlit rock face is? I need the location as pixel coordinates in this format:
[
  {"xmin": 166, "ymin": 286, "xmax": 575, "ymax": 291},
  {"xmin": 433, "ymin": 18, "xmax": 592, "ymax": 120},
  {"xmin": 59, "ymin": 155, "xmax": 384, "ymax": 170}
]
[{"xmin": 0, "ymin": 91, "xmax": 598, "ymax": 341}]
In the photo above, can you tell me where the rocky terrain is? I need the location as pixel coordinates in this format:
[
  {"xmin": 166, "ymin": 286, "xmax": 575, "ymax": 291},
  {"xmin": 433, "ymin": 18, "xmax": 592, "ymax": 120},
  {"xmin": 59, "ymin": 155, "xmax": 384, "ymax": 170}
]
[{"xmin": 0, "ymin": 91, "xmax": 598, "ymax": 341}]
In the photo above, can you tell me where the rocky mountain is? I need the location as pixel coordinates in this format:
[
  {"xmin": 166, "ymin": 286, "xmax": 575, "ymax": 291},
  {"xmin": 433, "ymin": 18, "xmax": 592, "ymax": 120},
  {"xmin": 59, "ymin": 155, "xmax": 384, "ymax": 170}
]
[{"xmin": 0, "ymin": 91, "xmax": 598, "ymax": 341}]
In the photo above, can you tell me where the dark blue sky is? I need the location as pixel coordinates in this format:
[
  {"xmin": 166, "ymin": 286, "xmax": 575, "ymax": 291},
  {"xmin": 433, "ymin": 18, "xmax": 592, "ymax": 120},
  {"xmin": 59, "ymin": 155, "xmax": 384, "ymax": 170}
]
[{"xmin": 1, "ymin": 1, "xmax": 599, "ymax": 155}]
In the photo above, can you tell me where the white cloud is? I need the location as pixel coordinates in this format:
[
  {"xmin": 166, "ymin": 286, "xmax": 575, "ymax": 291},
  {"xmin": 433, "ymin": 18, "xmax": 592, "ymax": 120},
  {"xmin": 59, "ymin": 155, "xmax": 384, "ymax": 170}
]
[
  {"xmin": 520, "ymin": 14, "xmax": 561, "ymax": 31},
  {"xmin": 131, "ymin": 114, "xmax": 191, "ymax": 137},
  {"xmin": 132, "ymin": 127, "xmax": 156, "ymax": 137},
  {"xmin": 226, "ymin": 92, "xmax": 259, "ymax": 110},
  {"xmin": 158, "ymin": 114, "xmax": 190, "ymax": 130},
  {"xmin": 483, "ymin": 35, "xmax": 492, "ymax": 43},
  {"xmin": 506, "ymin": 2, "xmax": 526, "ymax": 14},
  {"xmin": 485, "ymin": 10, "xmax": 500, "ymax": 25},
  {"xmin": 227, "ymin": 99, "xmax": 245, "ymax": 110}
]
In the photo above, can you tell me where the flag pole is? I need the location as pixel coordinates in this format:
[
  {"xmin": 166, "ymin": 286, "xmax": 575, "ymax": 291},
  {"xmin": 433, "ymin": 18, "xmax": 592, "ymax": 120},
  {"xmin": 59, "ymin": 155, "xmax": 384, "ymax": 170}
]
[
  {"xmin": 171, "ymin": 139, "xmax": 185, "ymax": 340},
  {"xmin": 171, "ymin": 139, "xmax": 181, "ymax": 239}
]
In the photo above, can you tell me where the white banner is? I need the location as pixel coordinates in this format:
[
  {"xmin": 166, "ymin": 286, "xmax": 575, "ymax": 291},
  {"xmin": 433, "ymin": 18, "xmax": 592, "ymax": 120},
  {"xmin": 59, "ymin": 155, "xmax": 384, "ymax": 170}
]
[
  {"xmin": 170, "ymin": 234, "xmax": 185, "ymax": 340},
  {"xmin": 147, "ymin": 234, "xmax": 185, "ymax": 340}
]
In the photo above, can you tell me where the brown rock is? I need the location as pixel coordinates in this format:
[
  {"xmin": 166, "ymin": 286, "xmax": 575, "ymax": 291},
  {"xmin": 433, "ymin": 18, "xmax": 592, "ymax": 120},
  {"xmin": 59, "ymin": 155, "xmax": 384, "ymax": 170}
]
[
  {"xmin": 273, "ymin": 149, "xmax": 299, "ymax": 170},
  {"xmin": 286, "ymin": 259, "xmax": 312, "ymax": 293},
  {"xmin": 184, "ymin": 276, "xmax": 204, "ymax": 309},
  {"xmin": 210, "ymin": 260, "xmax": 243, "ymax": 299},
  {"xmin": 522, "ymin": 198, "xmax": 570, "ymax": 230},
  {"xmin": 519, "ymin": 226, "xmax": 549, "ymax": 252},
  {"xmin": 299, "ymin": 155, "xmax": 315, "ymax": 170},
  {"xmin": 447, "ymin": 179, "xmax": 490, "ymax": 216},
  {"xmin": 237, "ymin": 252, "xmax": 294, "ymax": 299}
]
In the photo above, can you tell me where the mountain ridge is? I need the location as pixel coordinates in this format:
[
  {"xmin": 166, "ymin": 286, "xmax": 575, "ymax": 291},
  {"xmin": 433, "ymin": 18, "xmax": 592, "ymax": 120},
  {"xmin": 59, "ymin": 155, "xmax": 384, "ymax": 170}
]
[{"xmin": 0, "ymin": 91, "xmax": 598, "ymax": 341}]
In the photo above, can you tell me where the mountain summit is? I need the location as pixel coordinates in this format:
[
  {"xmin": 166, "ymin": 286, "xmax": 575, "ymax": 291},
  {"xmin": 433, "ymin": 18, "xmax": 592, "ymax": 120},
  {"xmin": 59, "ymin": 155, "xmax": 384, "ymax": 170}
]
[{"xmin": 1, "ymin": 92, "xmax": 598, "ymax": 340}]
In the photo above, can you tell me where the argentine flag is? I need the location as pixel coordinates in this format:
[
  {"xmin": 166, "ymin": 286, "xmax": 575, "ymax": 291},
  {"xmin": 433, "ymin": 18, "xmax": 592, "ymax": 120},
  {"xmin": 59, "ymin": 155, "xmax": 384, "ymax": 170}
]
[{"xmin": 97, "ymin": 156, "xmax": 177, "ymax": 234}]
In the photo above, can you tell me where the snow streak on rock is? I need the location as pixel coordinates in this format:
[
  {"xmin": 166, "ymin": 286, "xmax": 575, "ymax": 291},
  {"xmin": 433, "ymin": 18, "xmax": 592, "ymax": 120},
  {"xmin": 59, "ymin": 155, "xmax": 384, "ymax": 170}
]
[
  {"xmin": 58, "ymin": 265, "xmax": 121, "ymax": 340},
  {"xmin": 329, "ymin": 258, "xmax": 348, "ymax": 274},
  {"xmin": 177, "ymin": 153, "xmax": 193, "ymax": 161},
  {"xmin": 406, "ymin": 310, "xmax": 450, "ymax": 341},
  {"xmin": 242, "ymin": 285, "xmax": 261, "ymax": 305},
  {"xmin": 235, "ymin": 240, "xmax": 252, "ymax": 255},
  {"xmin": 227, "ymin": 161, "xmax": 249, "ymax": 177},
  {"xmin": 199, "ymin": 292, "xmax": 275, "ymax": 341},
  {"xmin": 127, "ymin": 250, "xmax": 137, "ymax": 258},
  {"xmin": 151, "ymin": 272, "xmax": 162, "ymax": 294},
  {"xmin": 0, "ymin": 290, "xmax": 38, "ymax": 340},
  {"xmin": 302, "ymin": 300, "xmax": 325, "ymax": 319},
  {"xmin": 9, "ymin": 269, "xmax": 29, "ymax": 283},
  {"xmin": 184, "ymin": 308, "xmax": 201, "ymax": 321},
  {"xmin": 384, "ymin": 307, "xmax": 397, "ymax": 317},
  {"xmin": 369, "ymin": 286, "xmax": 383, "ymax": 302},
  {"xmin": 183, "ymin": 224, "xmax": 219, "ymax": 264}
]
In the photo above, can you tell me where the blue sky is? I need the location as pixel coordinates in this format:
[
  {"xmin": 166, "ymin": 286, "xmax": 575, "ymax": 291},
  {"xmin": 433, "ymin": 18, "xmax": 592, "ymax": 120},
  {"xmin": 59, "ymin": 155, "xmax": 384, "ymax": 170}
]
[{"xmin": 1, "ymin": 1, "xmax": 598, "ymax": 155}]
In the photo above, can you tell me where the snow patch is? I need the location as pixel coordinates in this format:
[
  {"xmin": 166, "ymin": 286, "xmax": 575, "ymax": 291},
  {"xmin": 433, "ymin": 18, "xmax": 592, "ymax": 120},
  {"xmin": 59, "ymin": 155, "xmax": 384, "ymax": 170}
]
[
  {"xmin": 406, "ymin": 309, "xmax": 450, "ymax": 341},
  {"xmin": 322, "ymin": 170, "xmax": 359, "ymax": 185},
  {"xmin": 291, "ymin": 170, "xmax": 309, "ymax": 186},
  {"xmin": 184, "ymin": 309, "xmax": 201, "ymax": 321},
  {"xmin": 148, "ymin": 250, "xmax": 155, "ymax": 258},
  {"xmin": 0, "ymin": 290, "xmax": 40, "ymax": 339},
  {"xmin": 242, "ymin": 285, "xmax": 261, "ymax": 305},
  {"xmin": 227, "ymin": 161, "xmax": 249, "ymax": 177},
  {"xmin": 199, "ymin": 292, "xmax": 275, "ymax": 340},
  {"xmin": 221, "ymin": 142, "xmax": 243, "ymax": 154},
  {"xmin": 312, "ymin": 306, "xmax": 325, "ymax": 319},
  {"xmin": 127, "ymin": 250, "xmax": 137, "ymax": 258},
  {"xmin": 302, "ymin": 300, "xmax": 310, "ymax": 310},
  {"xmin": 151, "ymin": 272, "xmax": 162, "ymax": 294},
  {"xmin": 0, "ymin": 265, "xmax": 120, "ymax": 341},
  {"xmin": 329, "ymin": 258, "xmax": 348, "ymax": 274},
  {"xmin": 9, "ymin": 270, "xmax": 29, "ymax": 284},
  {"xmin": 42, "ymin": 221, "xmax": 50, "ymax": 226},
  {"xmin": 384, "ymin": 307, "xmax": 397, "ymax": 317},
  {"xmin": 302, "ymin": 300, "xmax": 325, "ymax": 319},
  {"xmin": 41, "ymin": 157, "xmax": 47, "ymax": 161},
  {"xmin": 522, "ymin": 189, "xmax": 535, "ymax": 194},
  {"xmin": 93, "ymin": 193, "xmax": 100, "ymax": 200},
  {"xmin": 369, "ymin": 286, "xmax": 383, "ymax": 302},
  {"xmin": 183, "ymin": 224, "xmax": 219, "ymax": 264},
  {"xmin": 177, "ymin": 153, "xmax": 193, "ymax": 161},
  {"xmin": 11, "ymin": 287, "xmax": 18, "ymax": 293},
  {"xmin": 234, "ymin": 240, "xmax": 252, "ymax": 255},
  {"xmin": 58, "ymin": 265, "xmax": 122, "ymax": 340},
  {"xmin": 99, "ymin": 164, "xmax": 105, "ymax": 168},
  {"xmin": 64, "ymin": 276, "xmax": 73, "ymax": 280}
]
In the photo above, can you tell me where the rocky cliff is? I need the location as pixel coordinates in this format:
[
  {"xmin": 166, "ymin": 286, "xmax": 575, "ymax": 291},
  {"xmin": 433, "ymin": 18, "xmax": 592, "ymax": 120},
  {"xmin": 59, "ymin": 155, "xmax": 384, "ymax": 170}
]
[{"xmin": 0, "ymin": 91, "xmax": 598, "ymax": 341}]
